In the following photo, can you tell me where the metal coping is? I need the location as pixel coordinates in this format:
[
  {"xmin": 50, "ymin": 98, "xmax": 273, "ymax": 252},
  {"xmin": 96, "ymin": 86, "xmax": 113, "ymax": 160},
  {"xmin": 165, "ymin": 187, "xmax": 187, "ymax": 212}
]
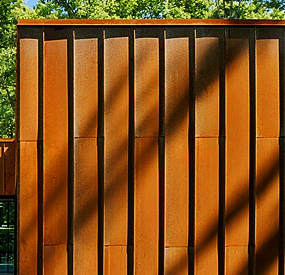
[
  {"xmin": 0, "ymin": 139, "xmax": 15, "ymax": 143},
  {"xmin": 18, "ymin": 18, "xmax": 285, "ymax": 26}
]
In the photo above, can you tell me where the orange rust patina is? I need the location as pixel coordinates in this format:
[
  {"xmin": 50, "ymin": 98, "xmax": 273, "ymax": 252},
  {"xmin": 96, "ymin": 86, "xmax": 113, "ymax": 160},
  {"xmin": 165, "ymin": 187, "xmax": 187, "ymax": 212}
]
[{"xmin": 17, "ymin": 19, "xmax": 285, "ymax": 275}]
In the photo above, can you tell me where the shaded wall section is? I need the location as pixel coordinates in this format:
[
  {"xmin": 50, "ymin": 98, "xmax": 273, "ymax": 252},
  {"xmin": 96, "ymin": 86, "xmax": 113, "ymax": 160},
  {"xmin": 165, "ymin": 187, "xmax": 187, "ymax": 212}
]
[
  {"xmin": 17, "ymin": 20, "xmax": 285, "ymax": 275},
  {"xmin": 0, "ymin": 139, "xmax": 15, "ymax": 196}
]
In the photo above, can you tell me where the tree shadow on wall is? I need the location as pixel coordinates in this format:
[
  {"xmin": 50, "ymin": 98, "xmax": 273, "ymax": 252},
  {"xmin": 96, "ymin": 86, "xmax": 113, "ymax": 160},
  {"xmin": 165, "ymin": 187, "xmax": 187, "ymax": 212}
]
[{"xmin": 20, "ymin": 30, "xmax": 282, "ymax": 275}]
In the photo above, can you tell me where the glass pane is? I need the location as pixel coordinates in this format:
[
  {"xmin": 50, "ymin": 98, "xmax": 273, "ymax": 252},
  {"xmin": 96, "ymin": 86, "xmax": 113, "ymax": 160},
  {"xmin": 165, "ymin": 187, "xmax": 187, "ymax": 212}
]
[{"xmin": 0, "ymin": 198, "xmax": 15, "ymax": 274}]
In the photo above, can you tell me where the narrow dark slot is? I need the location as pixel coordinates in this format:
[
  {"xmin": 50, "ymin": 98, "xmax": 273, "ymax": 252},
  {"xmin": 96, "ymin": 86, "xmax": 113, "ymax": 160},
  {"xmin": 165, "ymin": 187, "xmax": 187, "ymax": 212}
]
[
  {"xmin": 280, "ymin": 33, "xmax": 285, "ymax": 139},
  {"xmin": 37, "ymin": 30, "xmax": 44, "ymax": 275},
  {"xmin": 16, "ymin": 30, "xmax": 20, "ymax": 141},
  {"xmin": 127, "ymin": 29, "xmax": 135, "ymax": 275},
  {"xmin": 16, "ymin": 30, "xmax": 21, "ymax": 275},
  {"xmin": 38, "ymin": 30, "xmax": 44, "ymax": 143},
  {"xmin": 7, "ymin": 201, "xmax": 10, "ymax": 272},
  {"xmin": 15, "ymin": 31, "xmax": 20, "ymax": 275},
  {"xmin": 97, "ymin": 136, "xmax": 104, "ymax": 274},
  {"xmin": 67, "ymin": 29, "xmax": 75, "ymax": 275},
  {"xmin": 13, "ymin": 197, "xmax": 17, "ymax": 275},
  {"xmin": 249, "ymin": 28, "xmax": 256, "ymax": 275},
  {"xmin": 218, "ymin": 30, "xmax": 226, "ymax": 275},
  {"xmin": 188, "ymin": 28, "xmax": 196, "ymax": 275},
  {"xmin": 158, "ymin": 29, "xmax": 166, "ymax": 275},
  {"xmin": 0, "ymin": 146, "xmax": 4, "ymax": 193},
  {"xmin": 97, "ymin": 29, "xmax": 105, "ymax": 275},
  {"xmin": 280, "ymin": 137, "xmax": 285, "ymax": 275},
  {"xmin": 279, "ymin": 33, "xmax": 285, "ymax": 275},
  {"xmin": 37, "ymin": 141, "xmax": 43, "ymax": 275}
]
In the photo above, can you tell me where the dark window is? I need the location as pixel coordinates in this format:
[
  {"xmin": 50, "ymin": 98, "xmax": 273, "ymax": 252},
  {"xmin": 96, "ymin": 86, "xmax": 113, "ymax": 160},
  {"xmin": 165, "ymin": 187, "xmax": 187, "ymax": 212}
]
[{"xmin": 0, "ymin": 198, "xmax": 16, "ymax": 275}]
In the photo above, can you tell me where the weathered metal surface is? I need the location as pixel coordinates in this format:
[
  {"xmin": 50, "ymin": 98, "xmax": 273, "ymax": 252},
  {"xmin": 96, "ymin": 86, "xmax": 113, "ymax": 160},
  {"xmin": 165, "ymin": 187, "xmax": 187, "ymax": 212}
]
[
  {"xmin": 135, "ymin": 37, "xmax": 159, "ymax": 137},
  {"xmin": 19, "ymin": 142, "xmax": 37, "ymax": 275},
  {"xmin": 225, "ymin": 38, "xmax": 250, "ymax": 273},
  {"xmin": 104, "ymin": 36, "xmax": 129, "ymax": 245},
  {"xmin": 256, "ymin": 39, "xmax": 280, "ymax": 137},
  {"xmin": 255, "ymin": 139, "xmax": 279, "ymax": 274},
  {"xmin": 165, "ymin": 247, "xmax": 188, "ymax": 275},
  {"xmin": 74, "ymin": 38, "xmax": 98, "ymax": 138},
  {"xmin": 195, "ymin": 37, "xmax": 219, "ymax": 137},
  {"xmin": 43, "ymin": 38, "xmax": 68, "ymax": 274},
  {"xmin": 19, "ymin": 39, "xmax": 38, "ymax": 141},
  {"xmin": 18, "ymin": 18, "xmax": 285, "ymax": 26},
  {"xmin": 74, "ymin": 138, "xmax": 98, "ymax": 274},
  {"xmin": 104, "ymin": 246, "xmax": 127, "ymax": 275},
  {"xmin": 103, "ymin": 35, "xmax": 129, "ymax": 274},
  {"xmin": 134, "ymin": 138, "xmax": 159, "ymax": 275},
  {"xmin": 0, "ymin": 140, "xmax": 15, "ymax": 196},
  {"xmin": 165, "ymin": 36, "xmax": 189, "ymax": 248},
  {"xmin": 195, "ymin": 138, "xmax": 219, "ymax": 274},
  {"xmin": 17, "ymin": 21, "xmax": 285, "ymax": 275}
]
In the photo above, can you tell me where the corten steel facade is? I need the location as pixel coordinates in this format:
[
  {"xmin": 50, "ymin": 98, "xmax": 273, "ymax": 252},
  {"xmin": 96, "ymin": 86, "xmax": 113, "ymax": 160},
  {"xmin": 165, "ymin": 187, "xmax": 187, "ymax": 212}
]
[
  {"xmin": 0, "ymin": 139, "xmax": 15, "ymax": 196},
  {"xmin": 16, "ymin": 19, "xmax": 285, "ymax": 275}
]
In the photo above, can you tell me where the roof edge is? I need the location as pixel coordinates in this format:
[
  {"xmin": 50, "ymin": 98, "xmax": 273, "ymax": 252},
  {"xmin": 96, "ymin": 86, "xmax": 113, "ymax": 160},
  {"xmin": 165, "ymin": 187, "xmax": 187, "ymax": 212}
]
[{"xmin": 18, "ymin": 18, "xmax": 285, "ymax": 26}]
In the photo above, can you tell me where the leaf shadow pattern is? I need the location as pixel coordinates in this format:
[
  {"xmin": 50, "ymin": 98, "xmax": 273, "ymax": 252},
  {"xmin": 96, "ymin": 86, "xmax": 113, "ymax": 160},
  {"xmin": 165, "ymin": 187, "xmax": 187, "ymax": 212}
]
[{"xmin": 18, "ymin": 27, "xmax": 282, "ymax": 275}]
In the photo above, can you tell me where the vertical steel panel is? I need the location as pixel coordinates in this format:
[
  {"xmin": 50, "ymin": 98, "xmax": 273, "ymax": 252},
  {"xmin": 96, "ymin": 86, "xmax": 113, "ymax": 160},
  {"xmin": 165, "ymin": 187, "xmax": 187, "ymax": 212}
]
[
  {"xmin": 43, "ymin": 244, "xmax": 67, "ymax": 275},
  {"xmin": 164, "ymin": 35, "xmax": 189, "ymax": 275},
  {"xmin": 164, "ymin": 247, "xmax": 188, "ymax": 275},
  {"xmin": 256, "ymin": 40, "xmax": 279, "ymax": 137},
  {"xmin": 19, "ymin": 39, "xmax": 38, "ymax": 141},
  {"xmin": 255, "ymin": 38, "xmax": 280, "ymax": 275},
  {"xmin": 225, "ymin": 38, "xmax": 250, "ymax": 274},
  {"xmin": 195, "ymin": 138, "xmax": 219, "ymax": 274},
  {"xmin": 225, "ymin": 248, "xmax": 248, "ymax": 275},
  {"xmin": 43, "ymin": 38, "xmax": 68, "ymax": 274},
  {"xmin": 104, "ymin": 246, "xmax": 127, "ymax": 275},
  {"xmin": 104, "ymin": 36, "xmax": 129, "ymax": 273},
  {"xmin": 195, "ymin": 37, "xmax": 219, "ymax": 137},
  {"xmin": 18, "ymin": 36, "xmax": 39, "ymax": 275},
  {"xmin": 74, "ymin": 139, "xmax": 98, "ymax": 274},
  {"xmin": 134, "ymin": 38, "xmax": 159, "ymax": 137},
  {"xmin": 134, "ymin": 138, "xmax": 159, "ymax": 275},
  {"xmin": 164, "ymin": 37, "xmax": 189, "ymax": 247},
  {"xmin": 73, "ymin": 37, "xmax": 99, "ymax": 274},
  {"xmin": 134, "ymin": 34, "xmax": 159, "ymax": 275},
  {"xmin": 104, "ymin": 36, "xmax": 129, "ymax": 245},
  {"xmin": 194, "ymin": 36, "xmax": 219, "ymax": 275},
  {"xmin": 19, "ymin": 142, "xmax": 38, "ymax": 275},
  {"xmin": 74, "ymin": 39, "xmax": 98, "ymax": 138},
  {"xmin": 255, "ymin": 139, "xmax": 279, "ymax": 274}
]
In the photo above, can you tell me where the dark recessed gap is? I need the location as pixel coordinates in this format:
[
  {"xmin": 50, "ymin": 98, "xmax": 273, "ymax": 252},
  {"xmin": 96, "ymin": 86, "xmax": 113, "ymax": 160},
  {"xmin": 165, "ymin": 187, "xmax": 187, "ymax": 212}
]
[
  {"xmin": 158, "ymin": 29, "xmax": 165, "ymax": 275},
  {"xmin": 218, "ymin": 29, "xmax": 226, "ymax": 275},
  {"xmin": 37, "ymin": 29, "xmax": 44, "ymax": 275},
  {"xmin": 67, "ymin": 29, "xmax": 75, "ymax": 275},
  {"xmin": 97, "ymin": 28, "xmax": 105, "ymax": 275},
  {"xmin": 279, "ymin": 32, "xmax": 285, "ymax": 275},
  {"xmin": 0, "ymin": 197, "xmax": 16, "ymax": 275},
  {"xmin": 127, "ymin": 28, "xmax": 135, "ymax": 275},
  {"xmin": 249, "ymin": 28, "xmax": 256, "ymax": 275},
  {"xmin": 188, "ymin": 27, "xmax": 196, "ymax": 275}
]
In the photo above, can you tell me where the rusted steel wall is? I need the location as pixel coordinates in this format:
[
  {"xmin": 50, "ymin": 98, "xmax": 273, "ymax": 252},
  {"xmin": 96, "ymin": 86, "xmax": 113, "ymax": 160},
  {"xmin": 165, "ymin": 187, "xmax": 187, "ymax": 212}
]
[
  {"xmin": 0, "ymin": 139, "xmax": 16, "ymax": 196},
  {"xmin": 17, "ymin": 20, "xmax": 285, "ymax": 275}
]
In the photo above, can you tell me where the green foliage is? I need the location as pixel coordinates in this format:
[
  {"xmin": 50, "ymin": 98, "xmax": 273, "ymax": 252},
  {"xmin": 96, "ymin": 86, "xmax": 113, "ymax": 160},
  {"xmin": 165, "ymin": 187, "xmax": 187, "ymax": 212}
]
[
  {"xmin": 0, "ymin": 0, "xmax": 284, "ymax": 138},
  {"xmin": 34, "ymin": 0, "xmax": 285, "ymax": 19},
  {"xmin": 0, "ymin": 0, "xmax": 37, "ymax": 138}
]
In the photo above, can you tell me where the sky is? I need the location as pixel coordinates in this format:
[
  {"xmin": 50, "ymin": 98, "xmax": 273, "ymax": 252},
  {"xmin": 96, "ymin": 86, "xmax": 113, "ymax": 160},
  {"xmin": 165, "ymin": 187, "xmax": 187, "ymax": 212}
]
[{"xmin": 25, "ymin": 0, "xmax": 38, "ymax": 8}]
